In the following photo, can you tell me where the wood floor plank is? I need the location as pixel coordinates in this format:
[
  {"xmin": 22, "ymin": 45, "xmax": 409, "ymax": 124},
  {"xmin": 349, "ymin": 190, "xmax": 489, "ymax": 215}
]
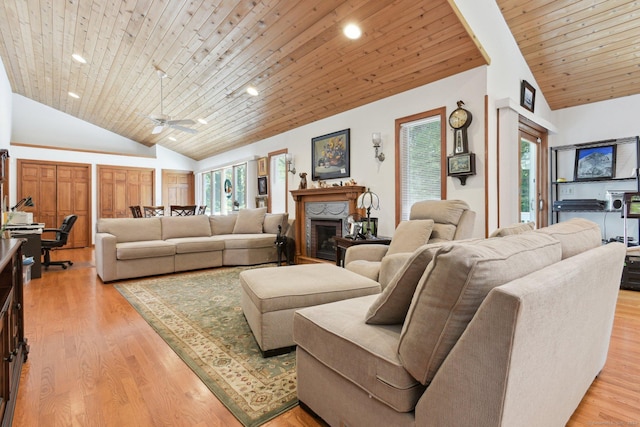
[{"xmin": 13, "ymin": 247, "xmax": 640, "ymax": 426}]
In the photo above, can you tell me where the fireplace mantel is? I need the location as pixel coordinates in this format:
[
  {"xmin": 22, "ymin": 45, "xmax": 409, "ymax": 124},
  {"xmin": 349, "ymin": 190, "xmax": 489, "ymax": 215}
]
[{"xmin": 291, "ymin": 186, "xmax": 365, "ymax": 263}]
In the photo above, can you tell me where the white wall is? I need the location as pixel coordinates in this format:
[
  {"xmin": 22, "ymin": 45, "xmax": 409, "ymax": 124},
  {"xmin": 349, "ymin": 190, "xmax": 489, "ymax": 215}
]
[
  {"xmin": 198, "ymin": 67, "xmax": 488, "ymax": 238},
  {"xmin": 12, "ymin": 94, "xmax": 156, "ymax": 157}
]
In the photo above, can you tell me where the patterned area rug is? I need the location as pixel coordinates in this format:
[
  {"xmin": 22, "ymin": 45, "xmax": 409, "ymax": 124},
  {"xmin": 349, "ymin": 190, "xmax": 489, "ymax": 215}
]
[{"xmin": 114, "ymin": 265, "xmax": 297, "ymax": 427}]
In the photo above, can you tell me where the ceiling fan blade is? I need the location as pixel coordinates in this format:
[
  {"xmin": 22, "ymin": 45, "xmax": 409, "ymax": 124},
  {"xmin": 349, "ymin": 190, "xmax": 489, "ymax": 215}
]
[
  {"xmin": 167, "ymin": 119, "xmax": 195, "ymax": 126},
  {"xmin": 170, "ymin": 125, "xmax": 198, "ymax": 134},
  {"xmin": 151, "ymin": 125, "xmax": 165, "ymax": 134}
]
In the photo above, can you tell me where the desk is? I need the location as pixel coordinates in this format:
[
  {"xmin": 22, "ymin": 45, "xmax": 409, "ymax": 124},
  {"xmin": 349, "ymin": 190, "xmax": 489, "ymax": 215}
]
[
  {"xmin": 6, "ymin": 224, "xmax": 44, "ymax": 279},
  {"xmin": 334, "ymin": 236, "xmax": 391, "ymax": 267}
]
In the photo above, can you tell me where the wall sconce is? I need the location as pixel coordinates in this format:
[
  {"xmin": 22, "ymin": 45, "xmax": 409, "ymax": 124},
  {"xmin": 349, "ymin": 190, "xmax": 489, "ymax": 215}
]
[
  {"xmin": 372, "ymin": 132, "xmax": 385, "ymax": 162},
  {"xmin": 286, "ymin": 153, "xmax": 296, "ymax": 175}
]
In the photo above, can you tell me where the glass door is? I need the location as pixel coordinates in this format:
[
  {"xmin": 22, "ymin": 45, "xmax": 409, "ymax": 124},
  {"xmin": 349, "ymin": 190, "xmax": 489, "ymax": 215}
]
[
  {"xmin": 518, "ymin": 120, "xmax": 548, "ymax": 228},
  {"xmin": 520, "ymin": 136, "xmax": 538, "ymax": 226}
]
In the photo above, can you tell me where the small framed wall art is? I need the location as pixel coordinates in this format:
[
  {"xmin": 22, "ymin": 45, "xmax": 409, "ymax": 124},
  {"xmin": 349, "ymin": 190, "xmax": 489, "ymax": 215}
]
[
  {"xmin": 520, "ymin": 80, "xmax": 536, "ymax": 113},
  {"xmin": 258, "ymin": 176, "xmax": 268, "ymax": 195},
  {"xmin": 257, "ymin": 157, "xmax": 268, "ymax": 176}
]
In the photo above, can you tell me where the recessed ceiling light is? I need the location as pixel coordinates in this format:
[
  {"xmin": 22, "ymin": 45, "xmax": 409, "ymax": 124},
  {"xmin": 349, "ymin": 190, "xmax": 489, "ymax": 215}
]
[
  {"xmin": 246, "ymin": 86, "xmax": 259, "ymax": 96},
  {"xmin": 68, "ymin": 92, "xmax": 80, "ymax": 99},
  {"xmin": 168, "ymin": 136, "xmax": 177, "ymax": 141},
  {"xmin": 343, "ymin": 23, "xmax": 362, "ymax": 40},
  {"xmin": 197, "ymin": 118, "xmax": 208, "ymax": 125},
  {"xmin": 72, "ymin": 54, "xmax": 87, "ymax": 64}
]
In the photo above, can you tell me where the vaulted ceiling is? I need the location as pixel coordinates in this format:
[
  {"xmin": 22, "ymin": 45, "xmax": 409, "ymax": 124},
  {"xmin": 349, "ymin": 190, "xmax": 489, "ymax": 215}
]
[
  {"xmin": 1, "ymin": 1, "xmax": 639, "ymax": 160},
  {"xmin": 497, "ymin": 0, "xmax": 640, "ymax": 110}
]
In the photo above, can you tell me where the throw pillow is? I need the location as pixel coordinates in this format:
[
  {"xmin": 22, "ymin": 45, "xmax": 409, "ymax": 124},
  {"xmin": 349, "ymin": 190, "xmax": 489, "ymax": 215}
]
[
  {"xmin": 232, "ymin": 207, "xmax": 267, "ymax": 234},
  {"xmin": 263, "ymin": 213, "xmax": 289, "ymax": 234},
  {"xmin": 210, "ymin": 214, "xmax": 237, "ymax": 235},
  {"xmin": 397, "ymin": 232, "xmax": 562, "ymax": 385},
  {"xmin": 366, "ymin": 243, "xmax": 441, "ymax": 324},
  {"xmin": 386, "ymin": 220, "xmax": 434, "ymax": 255}
]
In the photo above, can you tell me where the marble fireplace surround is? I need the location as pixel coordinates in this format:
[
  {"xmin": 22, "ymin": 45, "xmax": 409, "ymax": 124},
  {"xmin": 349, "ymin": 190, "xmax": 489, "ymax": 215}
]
[{"xmin": 291, "ymin": 186, "xmax": 365, "ymax": 264}]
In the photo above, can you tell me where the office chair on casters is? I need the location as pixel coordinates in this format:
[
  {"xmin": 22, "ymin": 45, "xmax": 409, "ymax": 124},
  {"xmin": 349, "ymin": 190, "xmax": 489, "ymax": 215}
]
[{"xmin": 41, "ymin": 214, "xmax": 78, "ymax": 270}]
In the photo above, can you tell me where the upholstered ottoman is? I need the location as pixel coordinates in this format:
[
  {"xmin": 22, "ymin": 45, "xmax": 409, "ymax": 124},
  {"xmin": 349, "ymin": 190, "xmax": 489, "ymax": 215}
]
[{"xmin": 240, "ymin": 264, "xmax": 381, "ymax": 356}]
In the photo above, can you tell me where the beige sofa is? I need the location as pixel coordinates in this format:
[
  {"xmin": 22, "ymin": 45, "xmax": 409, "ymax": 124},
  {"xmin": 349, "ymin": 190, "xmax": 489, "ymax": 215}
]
[
  {"xmin": 294, "ymin": 218, "xmax": 625, "ymax": 426},
  {"xmin": 95, "ymin": 208, "xmax": 290, "ymax": 282}
]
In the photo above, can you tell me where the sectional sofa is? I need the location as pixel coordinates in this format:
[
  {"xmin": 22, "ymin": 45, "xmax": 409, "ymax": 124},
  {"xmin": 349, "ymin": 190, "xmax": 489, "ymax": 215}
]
[
  {"xmin": 95, "ymin": 208, "xmax": 289, "ymax": 282},
  {"xmin": 293, "ymin": 218, "xmax": 626, "ymax": 426}
]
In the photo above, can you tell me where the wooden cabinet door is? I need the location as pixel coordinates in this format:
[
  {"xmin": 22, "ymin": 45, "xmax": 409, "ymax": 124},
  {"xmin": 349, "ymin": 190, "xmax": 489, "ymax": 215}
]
[
  {"xmin": 17, "ymin": 160, "xmax": 91, "ymax": 249},
  {"xmin": 18, "ymin": 162, "xmax": 57, "ymax": 228},
  {"xmin": 97, "ymin": 166, "xmax": 155, "ymax": 218}
]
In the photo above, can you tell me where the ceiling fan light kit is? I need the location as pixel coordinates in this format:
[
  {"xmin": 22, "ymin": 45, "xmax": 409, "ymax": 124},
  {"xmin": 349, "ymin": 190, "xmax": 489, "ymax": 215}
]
[{"xmin": 144, "ymin": 67, "xmax": 198, "ymax": 135}]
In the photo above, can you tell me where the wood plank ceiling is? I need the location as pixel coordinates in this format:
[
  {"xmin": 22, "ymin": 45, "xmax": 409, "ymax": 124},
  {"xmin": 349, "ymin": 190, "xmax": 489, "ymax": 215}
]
[
  {"xmin": 0, "ymin": 0, "xmax": 488, "ymax": 161},
  {"xmin": 497, "ymin": 0, "xmax": 640, "ymax": 110}
]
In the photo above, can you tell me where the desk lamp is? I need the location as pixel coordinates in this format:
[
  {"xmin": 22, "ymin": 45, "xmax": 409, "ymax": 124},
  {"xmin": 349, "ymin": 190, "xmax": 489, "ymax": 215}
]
[
  {"xmin": 11, "ymin": 196, "xmax": 34, "ymax": 211},
  {"xmin": 357, "ymin": 188, "xmax": 379, "ymax": 239}
]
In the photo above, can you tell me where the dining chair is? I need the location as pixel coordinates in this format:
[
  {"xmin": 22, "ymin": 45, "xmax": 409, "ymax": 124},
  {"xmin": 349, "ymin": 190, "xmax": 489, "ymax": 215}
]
[
  {"xmin": 129, "ymin": 205, "xmax": 143, "ymax": 218},
  {"xmin": 170, "ymin": 205, "xmax": 197, "ymax": 216},
  {"xmin": 143, "ymin": 206, "xmax": 165, "ymax": 217}
]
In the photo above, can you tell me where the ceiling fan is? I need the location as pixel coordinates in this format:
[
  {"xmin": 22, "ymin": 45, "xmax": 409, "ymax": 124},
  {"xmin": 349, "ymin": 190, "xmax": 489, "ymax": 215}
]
[{"xmin": 143, "ymin": 67, "xmax": 198, "ymax": 135}]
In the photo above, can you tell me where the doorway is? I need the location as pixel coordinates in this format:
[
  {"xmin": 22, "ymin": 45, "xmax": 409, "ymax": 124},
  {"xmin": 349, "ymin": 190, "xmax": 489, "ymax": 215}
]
[{"xmin": 518, "ymin": 118, "xmax": 548, "ymax": 228}]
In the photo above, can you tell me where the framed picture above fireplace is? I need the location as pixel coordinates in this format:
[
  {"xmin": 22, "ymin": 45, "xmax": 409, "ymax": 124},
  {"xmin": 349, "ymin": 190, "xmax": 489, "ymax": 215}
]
[{"xmin": 312, "ymin": 128, "xmax": 350, "ymax": 181}]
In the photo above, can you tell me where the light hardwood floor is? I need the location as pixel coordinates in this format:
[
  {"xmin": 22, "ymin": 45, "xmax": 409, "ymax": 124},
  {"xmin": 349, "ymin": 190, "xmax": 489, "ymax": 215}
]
[{"xmin": 13, "ymin": 247, "xmax": 640, "ymax": 426}]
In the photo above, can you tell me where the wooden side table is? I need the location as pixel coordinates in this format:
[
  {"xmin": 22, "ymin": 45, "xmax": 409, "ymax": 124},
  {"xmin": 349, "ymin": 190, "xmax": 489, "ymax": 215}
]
[{"xmin": 335, "ymin": 236, "xmax": 391, "ymax": 267}]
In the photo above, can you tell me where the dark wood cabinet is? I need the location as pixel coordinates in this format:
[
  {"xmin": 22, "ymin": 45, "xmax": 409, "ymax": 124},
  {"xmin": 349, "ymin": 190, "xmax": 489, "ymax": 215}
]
[{"xmin": 0, "ymin": 239, "xmax": 28, "ymax": 427}]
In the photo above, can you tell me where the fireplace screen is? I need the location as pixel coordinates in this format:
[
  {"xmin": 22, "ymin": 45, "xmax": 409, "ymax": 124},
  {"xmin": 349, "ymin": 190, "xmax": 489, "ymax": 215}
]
[{"xmin": 310, "ymin": 219, "xmax": 342, "ymax": 262}]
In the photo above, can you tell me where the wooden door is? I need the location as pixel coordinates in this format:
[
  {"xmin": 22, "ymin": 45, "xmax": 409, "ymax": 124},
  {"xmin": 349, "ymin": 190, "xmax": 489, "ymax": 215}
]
[{"xmin": 162, "ymin": 169, "xmax": 194, "ymax": 206}]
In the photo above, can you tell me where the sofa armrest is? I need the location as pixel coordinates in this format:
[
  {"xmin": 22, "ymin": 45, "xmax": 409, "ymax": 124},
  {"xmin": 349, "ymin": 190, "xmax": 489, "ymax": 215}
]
[
  {"xmin": 95, "ymin": 232, "xmax": 118, "ymax": 282},
  {"xmin": 344, "ymin": 244, "xmax": 389, "ymax": 266},
  {"xmin": 416, "ymin": 242, "xmax": 625, "ymax": 427}
]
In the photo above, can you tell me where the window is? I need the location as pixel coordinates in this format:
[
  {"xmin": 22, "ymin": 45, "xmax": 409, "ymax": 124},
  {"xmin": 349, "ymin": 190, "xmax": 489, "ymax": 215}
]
[
  {"xmin": 269, "ymin": 150, "xmax": 289, "ymax": 214},
  {"xmin": 396, "ymin": 107, "xmax": 446, "ymax": 222},
  {"xmin": 200, "ymin": 163, "xmax": 247, "ymax": 215}
]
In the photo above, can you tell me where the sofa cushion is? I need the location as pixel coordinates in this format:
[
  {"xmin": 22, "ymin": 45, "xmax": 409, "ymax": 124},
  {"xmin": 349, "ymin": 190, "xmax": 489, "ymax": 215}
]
[
  {"xmin": 398, "ymin": 232, "xmax": 562, "ymax": 385},
  {"xmin": 96, "ymin": 217, "xmax": 162, "ymax": 243},
  {"xmin": 233, "ymin": 208, "xmax": 267, "ymax": 234},
  {"xmin": 210, "ymin": 214, "xmax": 237, "ymax": 235},
  {"xmin": 160, "ymin": 215, "xmax": 212, "ymax": 240},
  {"xmin": 387, "ymin": 220, "xmax": 434, "ymax": 255},
  {"xmin": 263, "ymin": 213, "xmax": 289, "ymax": 234},
  {"xmin": 489, "ymin": 221, "xmax": 535, "ymax": 237},
  {"xmin": 535, "ymin": 218, "xmax": 601, "ymax": 259},
  {"xmin": 294, "ymin": 295, "xmax": 425, "ymax": 413},
  {"xmin": 165, "ymin": 237, "xmax": 225, "ymax": 254},
  {"xmin": 116, "ymin": 240, "xmax": 176, "ymax": 260},
  {"xmin": 221, "ymin": 234, "xmax": 277, "ymax": 249}
]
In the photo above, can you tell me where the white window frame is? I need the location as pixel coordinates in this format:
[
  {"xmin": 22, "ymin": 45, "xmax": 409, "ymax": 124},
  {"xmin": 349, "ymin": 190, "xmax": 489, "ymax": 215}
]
[{"xmin": 395, "ymin": 107, "xmax": 447, "ymax": 224}]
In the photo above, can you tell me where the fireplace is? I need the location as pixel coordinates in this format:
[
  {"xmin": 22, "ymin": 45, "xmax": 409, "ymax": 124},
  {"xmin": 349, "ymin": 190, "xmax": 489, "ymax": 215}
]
[
  {"xmin": 291, "ymin": 186, "xmax": 365, "ymax": 263},
  {"xmin": 310, "ymin": 219, "xmax": 343, "ymax": 261}
]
